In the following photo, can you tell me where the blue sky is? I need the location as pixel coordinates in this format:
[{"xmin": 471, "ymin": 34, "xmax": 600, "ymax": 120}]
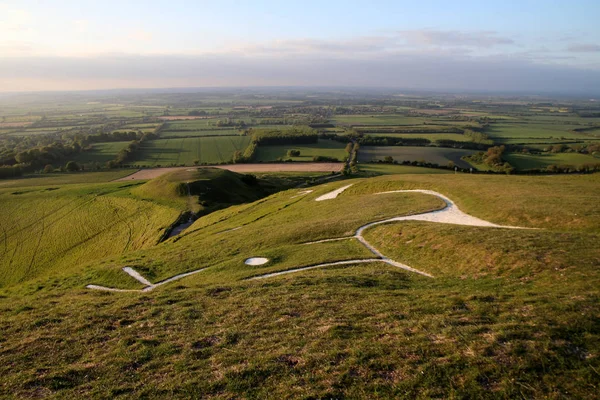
[{"xmin": 1, "ymin": 0, "xmax": 599, "ymax": 92}]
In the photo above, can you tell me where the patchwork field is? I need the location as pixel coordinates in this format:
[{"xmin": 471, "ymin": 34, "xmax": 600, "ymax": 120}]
[{"xmin": 358, "ymin": 146, "xmax": 476, "ymax": 169}]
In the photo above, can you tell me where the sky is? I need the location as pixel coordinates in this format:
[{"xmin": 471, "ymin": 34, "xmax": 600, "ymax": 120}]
[{"xmin": 1, "ymin": 0, "xmax": 599, "ymax": 93}]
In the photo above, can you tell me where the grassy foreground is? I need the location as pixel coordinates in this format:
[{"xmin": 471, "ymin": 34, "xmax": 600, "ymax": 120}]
[{"xmin": 0, "ymin": 172, "xmax": 598, "ymax": 398}]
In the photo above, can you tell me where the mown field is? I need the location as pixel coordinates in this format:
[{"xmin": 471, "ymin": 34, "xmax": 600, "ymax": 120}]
[
  {"xmin": 504, "ymin": 152, "xmax": 599, "ymax": 170},
  {"xmin": 133, "ymin": 137, "xmax": 251, "ymax": 166},
  {"xmin": 358, "ymin": 146, "xmax": 476, "ymax": 169},
  {"xmin": 486, "ymin": 122, "xmax": 588, "ymax": 142},
  {"xmin": 0, "ymin": 172, "xmax": 597, "ymax": 398},
  {"xmin": 253, "ymin": 139, "xmax": 347, "ymax": 162},
  {"xmin": 72, "ymin": 141, "xmax": 131, "ymax": 166}
]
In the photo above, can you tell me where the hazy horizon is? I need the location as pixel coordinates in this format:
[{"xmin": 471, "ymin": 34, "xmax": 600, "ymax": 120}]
[{"xmin": 1, "ymin": 0, "xmax": 599, "ymax": 94}]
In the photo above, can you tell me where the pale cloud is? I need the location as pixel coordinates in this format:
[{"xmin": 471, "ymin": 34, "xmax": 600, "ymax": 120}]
[
  {"xmin": 567, "ymin": 44, "xmax": 600, "ymax": 53},
  {"xmin": 0, "ymin": 52, "xmax": 598, "ymax": 94},
  {"xmin": 397, "ymin": 30, "xmax": 514, "ymax": 48},
  {"xmin": 226, "ymin": 31, "xmax": 513, "ymax": 58}
]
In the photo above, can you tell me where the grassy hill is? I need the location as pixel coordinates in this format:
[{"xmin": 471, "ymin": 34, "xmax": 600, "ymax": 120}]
[
  {"xmin": 0, "ymin": 168, "xmax": 304, "ymax": 288},
  {"xmin": 0, "ymin": 172, "xmax": 598, "ymax": 398}
]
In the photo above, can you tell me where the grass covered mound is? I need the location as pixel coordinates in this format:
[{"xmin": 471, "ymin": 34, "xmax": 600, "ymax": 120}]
[
  {"xmin": 0, "ymin": 172, "xmax": 598, "ymax": 398},
  {"xmin": 132, "ymin": 167, "xmax": 316, "ymax": 216}
]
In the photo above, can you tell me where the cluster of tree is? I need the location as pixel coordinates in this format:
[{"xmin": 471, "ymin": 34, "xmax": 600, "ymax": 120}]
[
  {"xmin": 544, "ymin": 163, "xmax": 600, "ymax": 173},
  {"xmin": 86, "ymin": 131, "xmax": 141, "ymax": 143},
  {"xmin": 356, "ymin": 136, "xmax": 431, "ymax": 146},
  {"xmin": 250, "ymin": 127, "xmax": 318, "ymax": 145},
  {"xmin": 312, "ymin": 156, "xmax": 339, "ymax": 162},
  {"xmin": 105, "ymin": 131, "xmax": 158, "ymax": 168},
  {"xmin": 355, "ymin": 127, "xmax": 463, "ymax": 134},
  {"xmin": 215, "ymin": 118, "xmax": 247, "ymax": 128},
  {"xmin": 434, "ymin": 139, "xmax": 491, "ymax": 150},
  {"xmin": 232, "ymin": 141, "xmax": 258, "ymax": 163},
  {"xmin": 543, "ymin": 143, "xmax": 600, "ymax": 155},
  {"xmin": 464, "ymin": 146, "xmax": 514, "ymax": 174},
  {"xmin": 463, "ymin": 129, "xmax": 491, "ymax": 144},
  {"xmin": 371, "ymin": 158, "xmax": 471, "ymax": 172},
  {"xmin": 14, "ymin": 142, "xmax": 81, "ymax": 169},
  {"xmin": 188, "ymin": 110, "xmax": 208, "ymax": 116},
  {"xmin": 287, "ymin": 149, "xmax": 301, "ymax": 157}
]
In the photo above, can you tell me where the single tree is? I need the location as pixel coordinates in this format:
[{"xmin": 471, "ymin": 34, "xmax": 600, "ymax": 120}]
[{"xmin": 65, "ymin": 161, "xmax": 80, "ymax": 172}]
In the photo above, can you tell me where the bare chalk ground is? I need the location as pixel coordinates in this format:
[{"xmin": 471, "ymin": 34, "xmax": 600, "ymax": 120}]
[{"xmin": 315, "ymin": 184, "xmax": 353, "ymax": 201}]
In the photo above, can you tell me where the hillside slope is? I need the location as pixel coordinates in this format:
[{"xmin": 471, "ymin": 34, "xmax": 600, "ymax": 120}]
[{"xmin": 0, "ymin": 173, "xmax": 598, "ymax": 398}]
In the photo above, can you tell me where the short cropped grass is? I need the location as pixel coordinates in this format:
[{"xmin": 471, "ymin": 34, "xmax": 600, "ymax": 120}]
[{"xmin": 0, "ymin": 172, "xmax": 598, "ymax": 398}]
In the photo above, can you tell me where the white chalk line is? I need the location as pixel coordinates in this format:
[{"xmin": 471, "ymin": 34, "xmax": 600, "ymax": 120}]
[
  {"xmin": 291, "ymin": 189, "xmax": 314, "ymax": 199},
  {"xmin": 248, "ymin": 189, "xmax": 533, "ymax": 280},
  {"xmin": 315, "ymin": 184, "xmax": 353, "ymax": 201},
  {"xmin": 87, "ymin": 267, "xmax": 207, "ymax": 293}
]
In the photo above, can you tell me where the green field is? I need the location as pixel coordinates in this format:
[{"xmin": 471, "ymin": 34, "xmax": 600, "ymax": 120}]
[
  {"xmin": 253, "ymin": 139, "xmax": 348, "ymax": 161},
  {"xmin": 487, "ymin": 122, "xmax": 586, "ymax": 142},
  {"xmin": 358, "ymin": 146, "xmax": 476, "ymax": 168},
  {"xmin": 133, "ymin": 137, "xmax": 251, "ymax": 166},
  {"xmin": 504, "ymin": 152, "xmax": 598, "ymax": 169},
  {"xmin": 72, "ymin": 141, "xmax": 131, "ymax": 166}
]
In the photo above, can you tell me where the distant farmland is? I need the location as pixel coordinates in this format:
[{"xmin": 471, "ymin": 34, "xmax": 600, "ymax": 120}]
[
  {"xmin": 133, "ymin": 136, "xmax": 251, "ymax": 166},
  {"xmin": 358, "ymin": 146, "xmax": 476, "ymax": 168},
  {"xmin": 254, "ymin": 139, "xmax": 347, "ymax": 162},
  {"xmin": 157, "ymin": 120, "xmax": 246, "ymax": 138}
]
